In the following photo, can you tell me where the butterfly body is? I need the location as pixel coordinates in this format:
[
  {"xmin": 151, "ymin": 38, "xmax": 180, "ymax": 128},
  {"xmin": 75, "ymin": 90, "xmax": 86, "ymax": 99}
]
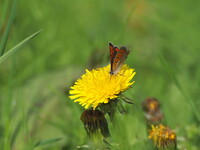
[{"xmin": 109, "ymin": 42, "xmax": 130, "ymax": 75}]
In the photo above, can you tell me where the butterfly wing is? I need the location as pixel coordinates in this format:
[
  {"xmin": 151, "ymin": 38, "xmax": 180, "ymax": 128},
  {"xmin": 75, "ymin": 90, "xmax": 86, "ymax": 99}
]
[
  {"xmin": 112, "ymin": 46, "xmax": 129, "ymax": 74},
  {"xmin": 109, "ymin": 42, "xmax": 130, "ymax": 74},
  {"xmin": 109, "ymin": 42, "xmax": 117, "ymax": 74}
]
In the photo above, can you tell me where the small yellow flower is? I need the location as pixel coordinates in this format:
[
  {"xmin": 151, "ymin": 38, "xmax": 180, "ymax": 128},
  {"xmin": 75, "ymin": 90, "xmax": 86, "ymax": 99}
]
[
  {"xmin": 69, "ymin": 64, "xmax": 136, "ymax": 109},
  {"xmin": 149, "ymin": 124, "xmax": 176, "ymax": 148}
]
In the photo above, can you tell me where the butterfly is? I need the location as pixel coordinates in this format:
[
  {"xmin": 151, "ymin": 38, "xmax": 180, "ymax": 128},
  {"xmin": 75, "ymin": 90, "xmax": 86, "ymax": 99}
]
[{"xmin": 109, "ymin": 42, "xmax": 130, "ymax": 75}]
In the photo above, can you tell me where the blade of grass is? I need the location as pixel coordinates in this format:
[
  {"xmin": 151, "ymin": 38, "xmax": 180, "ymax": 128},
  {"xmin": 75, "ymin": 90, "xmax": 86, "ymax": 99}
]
[
  {"xmin": 0, "ymin": 0, "xmax": 17, "ymax": 56},
  {"xmin": 159, "ymin": 53, "xmax": 200, "ymax": 122},
  {"xmin": 0, "ymin": 30, "xmax": 42, "ymax": 64},
  {"xmin": 34, "ymin": 137, "xmax": 62, "ymax": 148},
  {"xmin": 0, "ymin": 0, "xmax": 9, "ymax": 31}
]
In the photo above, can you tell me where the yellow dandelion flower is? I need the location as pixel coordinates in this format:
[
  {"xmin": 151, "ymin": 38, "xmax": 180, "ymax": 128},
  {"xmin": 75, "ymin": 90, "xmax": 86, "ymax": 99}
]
[
  {"xmin": 149, "ymin": 124, "xmax": 177, "ymax": 149},
  {"xmin": 69, "ymin": 64, "xmax": 136, "ymax": 109}
]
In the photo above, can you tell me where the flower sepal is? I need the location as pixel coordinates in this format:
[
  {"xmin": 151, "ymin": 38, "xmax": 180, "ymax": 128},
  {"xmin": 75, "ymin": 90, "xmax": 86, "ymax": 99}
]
[
  {"xmin": 99, "ymin": 94, "xmax": 133, "ymax": 121},
  {"xmin": 118, "ymin": 94, "xmax": 134, "ymax": 104}
]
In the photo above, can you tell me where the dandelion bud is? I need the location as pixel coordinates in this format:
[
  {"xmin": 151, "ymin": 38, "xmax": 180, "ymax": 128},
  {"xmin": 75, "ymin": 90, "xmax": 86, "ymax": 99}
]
[
  {"xmin": 142, "ymin": 97, "xmax": 163, "ymax": 123},
  {"xmin": 80, "ymin": 109, "xmax": 110, "ymax": 138}
]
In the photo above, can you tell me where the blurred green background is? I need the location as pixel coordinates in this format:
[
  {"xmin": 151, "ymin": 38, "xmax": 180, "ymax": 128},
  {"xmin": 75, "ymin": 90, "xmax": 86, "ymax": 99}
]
[{"xmin": 0, "ymin": 0, "xmax": 200, "ymax": 149}]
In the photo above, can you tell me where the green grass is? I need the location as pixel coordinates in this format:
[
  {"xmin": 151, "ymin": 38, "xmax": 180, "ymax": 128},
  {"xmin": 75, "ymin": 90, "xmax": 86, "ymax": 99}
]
[{"xmin": 0, "ymin": 0, "xmax": 200, "ymax": 149}]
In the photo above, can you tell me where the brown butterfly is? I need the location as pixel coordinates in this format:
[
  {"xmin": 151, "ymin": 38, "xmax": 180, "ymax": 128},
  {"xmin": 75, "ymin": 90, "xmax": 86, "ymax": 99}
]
[{"xmin": 109, "ymin": 42, "xmax": 130, "ymax": 75}]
